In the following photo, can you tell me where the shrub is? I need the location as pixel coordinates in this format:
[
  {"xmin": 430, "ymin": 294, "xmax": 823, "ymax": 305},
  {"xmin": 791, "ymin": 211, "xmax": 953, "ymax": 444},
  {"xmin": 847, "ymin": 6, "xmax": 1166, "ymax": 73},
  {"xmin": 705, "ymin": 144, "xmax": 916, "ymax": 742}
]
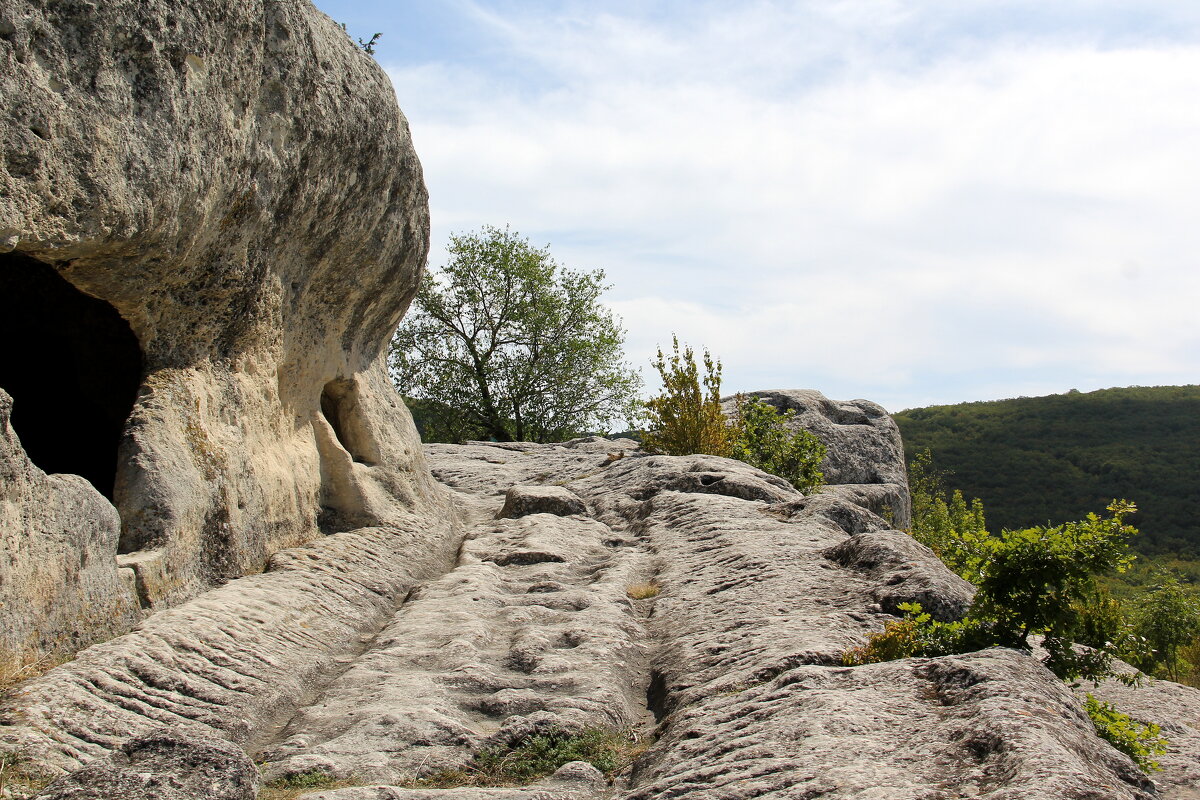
[
  {"xmin": 1084, "ymin": 693, "xmax": 1168, "ymax": 773},
  {"xmin": 1131, "ymin": 577, "xmax": 1200, "ymax": 682},
  {"xmin": 728, "ymin": 395, "xmax": 825, "ymax": 493},
  {"xmin": 907, "ymin": 449, "xmax": 990, "ymax": 583},
  {"xmin": 641, "ymin": 337, "xmax": 730, "ymax": 457},
  {"xmin": 848, "ymin": 500, "xmax": 1167, "ymax": 773}
]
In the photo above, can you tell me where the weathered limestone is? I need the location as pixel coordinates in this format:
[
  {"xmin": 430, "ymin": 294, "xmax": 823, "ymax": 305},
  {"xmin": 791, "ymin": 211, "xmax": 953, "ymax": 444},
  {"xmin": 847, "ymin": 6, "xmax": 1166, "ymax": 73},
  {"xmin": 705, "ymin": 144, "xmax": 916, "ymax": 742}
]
[
  {"xmin": 727, "ymin": 389, "xmax": 913, "ymax": 527},
  {"xmin": 0, "ymin": 389, "xmax": 142, "ymax": 676},
  {"xmin": 0, "ymin": 0, "xmax": 443, "ymax": 672},
  {"xmin": 4, "ymin": 439, "xmax": 1195, "ymax": 798},
  {"xmin": 32, "ymin": 727, "xmax": 259, "ymax": 800},
  {"xmin": 499, "ymin": 485, "xmax": 589, "ymax": 519}
]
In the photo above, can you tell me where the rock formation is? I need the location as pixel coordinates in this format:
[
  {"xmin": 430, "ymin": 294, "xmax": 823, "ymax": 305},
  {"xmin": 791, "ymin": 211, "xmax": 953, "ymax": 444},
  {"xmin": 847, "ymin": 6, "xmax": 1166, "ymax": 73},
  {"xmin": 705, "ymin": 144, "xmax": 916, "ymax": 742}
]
[
  {"xmin": 0, "ymin": 0, "xmax": 445, "ymax": 674},
  {"xmin": 2, "ymin": 3, "xmax": 1199, "ymax": 800},
  {"xmin": 4, "ymin": 437, "xmax": 1195, "ymax": 799},
  {"xmin": 723, "ymin": 389, "xmax": 912, "ymax": 528}
]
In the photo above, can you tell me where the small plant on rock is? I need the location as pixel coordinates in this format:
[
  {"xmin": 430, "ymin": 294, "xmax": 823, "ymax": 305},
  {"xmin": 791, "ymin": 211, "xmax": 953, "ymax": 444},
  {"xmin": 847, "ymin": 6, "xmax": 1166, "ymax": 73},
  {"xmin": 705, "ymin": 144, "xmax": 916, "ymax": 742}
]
[
  {"xmin": 642, "ymin": 336, "xmax": 730, "ymax": 457},
  {"xmin": 1084, "ymin": 693, "xmax": 1168, "ymax": 773},
  {"xmin": 0, "ymin": 751, "xmax": 54, "ymax": 799},
  {"xmin": 409, "ymin": 728, "xmax": 649, "ymax": 788},
  {"xmin": 627, "ymin": 582, "xmax": 661, "ymax": 600},
  {"xmin": 728, "ymin": 394, "xmax": 825, "ymax": 493},
  {"xmin": 260, "ymin": 769, "xmax": 355, "ymax": 800}
]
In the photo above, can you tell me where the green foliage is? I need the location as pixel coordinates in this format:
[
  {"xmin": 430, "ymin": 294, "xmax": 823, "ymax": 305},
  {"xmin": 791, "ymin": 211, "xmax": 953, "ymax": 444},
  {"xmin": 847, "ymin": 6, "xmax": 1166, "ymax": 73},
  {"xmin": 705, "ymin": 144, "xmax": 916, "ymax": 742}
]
[
  {"xmin": 728, "ymin": 395, "xmax": 826, "ymax": 493},
  {"xmin": 1084, "ymin": 693, "xmax": 1168, "ymax": 773},
  {"xmin": 640, "ymin": 346, "xmax": 826, "ymax": 493},
  {"xmin": 390, "ymin": 226, "xmax": 641, "ymax": 443},
  {"xmin": 338, "ymin": 23, "xmax": 382, "ymax": 55},
  {"xmin": 855, "ymin": 502, "xmax": 1142, "ymax": 684},
  {"xmin": 971, "ymin": 501, "xmax": 1139, "ymax": 663},
  {"xmin": 892, "ymin": 385, "xmax": 1200, "ymax": 555},
  {"xmin": 641, "ymin": 336, "xmax": 730, "ymax": 457},
  {"xmin": 908, "ymin": 449, "xmax": 990, "ymax": 583},
  {"xmin": 410, "ymin": 729, "xmax": 648, "ymax": 788},
  {"xmin": 1131, "ymin": 577, "xmax": 1200, "ymax": 681},
  {"xmin": 264, "ymin": 770, "xmax": 342, "ymax": 790},
  {"xmin": 358, "ymin": 32, "xmax": 381, "ymax": 54}
]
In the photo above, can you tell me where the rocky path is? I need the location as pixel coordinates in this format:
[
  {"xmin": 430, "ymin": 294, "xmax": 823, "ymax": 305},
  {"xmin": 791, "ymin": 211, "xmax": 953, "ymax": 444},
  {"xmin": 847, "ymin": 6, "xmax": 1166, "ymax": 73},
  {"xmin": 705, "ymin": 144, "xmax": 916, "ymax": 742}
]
[{"xmin": 5, "ymin": 439, "xmax": 1197, "ymax": 800}]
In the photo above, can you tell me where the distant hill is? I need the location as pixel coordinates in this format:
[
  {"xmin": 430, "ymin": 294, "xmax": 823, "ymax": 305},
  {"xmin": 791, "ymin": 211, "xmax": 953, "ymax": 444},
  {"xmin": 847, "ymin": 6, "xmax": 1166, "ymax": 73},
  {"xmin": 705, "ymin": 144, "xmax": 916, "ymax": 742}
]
[{"xmin": 892, "ymin": 386, "xmax": 1200, "ymax": 555}]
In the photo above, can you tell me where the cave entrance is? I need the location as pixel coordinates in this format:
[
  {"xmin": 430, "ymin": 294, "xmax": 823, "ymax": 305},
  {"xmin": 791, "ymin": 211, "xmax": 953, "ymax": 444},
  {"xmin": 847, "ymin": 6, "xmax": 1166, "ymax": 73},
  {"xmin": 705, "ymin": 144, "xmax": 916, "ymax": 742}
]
[{"xmin": 0, "ymin": 253, "xmax": 143, "ymax": 500}]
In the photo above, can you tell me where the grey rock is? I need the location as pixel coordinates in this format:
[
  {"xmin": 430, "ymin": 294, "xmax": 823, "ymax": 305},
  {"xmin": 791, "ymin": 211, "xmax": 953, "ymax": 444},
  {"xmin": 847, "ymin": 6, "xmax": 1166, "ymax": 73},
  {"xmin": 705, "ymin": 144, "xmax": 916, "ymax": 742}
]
[
  {"xmin": 499, "ymin": 485, "xmax": 588, "ymax": 519},
  {"xmin": 0, "ymin": 388, "xmax": 142, "ymax": 678},
  {"xmin": 824, "ymin": 527, "xmax": 975, "ymax": 621},
  {"xmin": 33, "ymin": 726, "xmax": 258, "ymax": 800},
  {"xmin": 0, "ymin": 0, "xmax": 445, "ymax": 667},
  {"xmin": 627, "ymin": 649, "xmax": 1156, "ymax": 800},
  {"xmin": 726, "ymin": 389, "xmax": 912, "ymax": 526},
  {"xmin": 3, "ymin": 437, "xmax": 1196, "ymax": 798},
  {"xmin": 0, "ymin": 516, "xmax": 457, "ymax": 774},
  {"xmin": 1087, "ymin": 671, "xmax": 1200, "ymax": 799}
]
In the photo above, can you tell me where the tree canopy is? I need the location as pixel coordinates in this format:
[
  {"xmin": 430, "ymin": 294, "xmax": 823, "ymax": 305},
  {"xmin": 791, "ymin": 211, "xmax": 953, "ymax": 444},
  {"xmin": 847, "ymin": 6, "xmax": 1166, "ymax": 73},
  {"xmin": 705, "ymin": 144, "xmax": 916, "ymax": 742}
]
[
  {"xmin": 892, "ymin": 385, "xmax": 1200, "ymax": 554},
  {"xmin": 389, "ymin": 226, "xmax": 641, "ymax": 443}
]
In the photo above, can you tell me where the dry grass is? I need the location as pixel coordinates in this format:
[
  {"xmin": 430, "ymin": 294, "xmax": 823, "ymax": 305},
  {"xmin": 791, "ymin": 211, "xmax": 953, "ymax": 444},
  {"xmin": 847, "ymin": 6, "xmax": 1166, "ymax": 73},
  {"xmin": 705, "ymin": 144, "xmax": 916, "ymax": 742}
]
[
  {"xmin": 626, "ymin": 582, "xmax": 661, "ymax": 600},
  {"xmin": 0, "ymin": 752, "xmax": 55, "ymax": 799},
  {"xmin": 0, "ymin": 653, "xmax": 70, "ymax": 701}
]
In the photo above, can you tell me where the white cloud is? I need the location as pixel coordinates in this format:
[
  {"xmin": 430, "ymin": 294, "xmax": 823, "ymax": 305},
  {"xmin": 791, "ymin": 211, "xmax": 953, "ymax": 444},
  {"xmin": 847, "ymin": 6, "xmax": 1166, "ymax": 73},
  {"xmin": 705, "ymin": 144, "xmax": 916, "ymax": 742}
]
[{"xmin": 385, "ymin": 4, "xmax": 1200, "ymax": 411}]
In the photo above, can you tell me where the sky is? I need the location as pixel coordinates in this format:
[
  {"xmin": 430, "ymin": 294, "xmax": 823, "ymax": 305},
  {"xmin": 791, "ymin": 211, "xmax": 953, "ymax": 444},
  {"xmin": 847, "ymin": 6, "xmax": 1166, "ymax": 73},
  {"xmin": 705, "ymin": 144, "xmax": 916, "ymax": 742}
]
[{"xmin": 316, "ymin": 1, "xmax": 1200, "ymax": 412}]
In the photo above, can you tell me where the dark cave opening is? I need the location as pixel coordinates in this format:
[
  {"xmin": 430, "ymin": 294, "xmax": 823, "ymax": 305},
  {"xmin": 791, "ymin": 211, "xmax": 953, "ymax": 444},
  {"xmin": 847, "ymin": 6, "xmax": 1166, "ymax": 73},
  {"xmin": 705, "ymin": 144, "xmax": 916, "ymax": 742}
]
[{"xmin": 0, "ymin": 253, "xmax": 143, "ymax": 500}]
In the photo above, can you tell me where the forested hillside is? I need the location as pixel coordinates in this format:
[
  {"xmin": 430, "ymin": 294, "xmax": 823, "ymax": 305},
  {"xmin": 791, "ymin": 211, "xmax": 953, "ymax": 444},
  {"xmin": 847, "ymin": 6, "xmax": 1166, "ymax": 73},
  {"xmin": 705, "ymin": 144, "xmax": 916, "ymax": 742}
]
[{"xmin": 892, "ymin": 386, "xmax": 1200, "ymax": 554}]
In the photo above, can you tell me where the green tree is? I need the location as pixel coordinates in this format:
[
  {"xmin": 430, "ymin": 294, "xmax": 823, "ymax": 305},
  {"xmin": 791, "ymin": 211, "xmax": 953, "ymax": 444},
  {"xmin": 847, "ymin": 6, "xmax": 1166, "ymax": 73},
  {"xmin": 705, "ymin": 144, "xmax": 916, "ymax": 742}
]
[
  {"xmin": 641, "ymin": 337, "xmax": 730, "ymax": 457},
  {"xmin": 390, "ymin": 226, "xmax": 641, "ymax": 443},
  {"xmin": 729, "ymin": 395, "xmax": 825, "ymax": 493},
  {"xmin": 853, "ymin": 501, "xmax": 1142, "ymax": 683},
  {"xmin": 1133, "ymin": 577, "xmax": 1200, "ymax": 681},
  {"xmin": 907, "ymin": 449, "xmax": 990, "ymax": 583}
]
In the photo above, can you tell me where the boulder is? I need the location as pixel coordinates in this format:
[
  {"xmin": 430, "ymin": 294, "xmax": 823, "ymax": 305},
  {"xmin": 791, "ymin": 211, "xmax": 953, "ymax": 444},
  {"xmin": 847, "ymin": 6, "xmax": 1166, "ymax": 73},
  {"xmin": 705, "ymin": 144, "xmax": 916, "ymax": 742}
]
[
  {"xmin": 824, "ymin": 527, "xmax": 975, "ymax": 621},
  {"xmin": 498, "ymin": 485, "xmax": 588, "ymax": 519},
  {"xmin": 0, "ymin": 0, "xmax": 445, "ymax": 672},
  {"xmin": 725, "ymin": 389, "xmax": 912, "ymax": 527},
  {"xmin": 33, "ymin": 727, "xmax": 258, "ymax": 800}
]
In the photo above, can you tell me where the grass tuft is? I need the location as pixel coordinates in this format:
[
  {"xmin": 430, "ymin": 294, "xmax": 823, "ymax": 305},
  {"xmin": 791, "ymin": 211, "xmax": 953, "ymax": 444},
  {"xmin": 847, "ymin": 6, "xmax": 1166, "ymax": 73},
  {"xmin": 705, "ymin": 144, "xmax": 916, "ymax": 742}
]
[
  {"xmin": 259, "ymin": 769, "xmax": 358, "ymax": 800},
  {"xmin": 626, "ymin": 582, "xmax": 661, "ymax": 600},
  {"xmin": 0, "ymin": 751, "xmax": 55, "ymax": 799},
  {"xmin": 406, "ymin": 728, "xmax": 650, "ymax": 789}
]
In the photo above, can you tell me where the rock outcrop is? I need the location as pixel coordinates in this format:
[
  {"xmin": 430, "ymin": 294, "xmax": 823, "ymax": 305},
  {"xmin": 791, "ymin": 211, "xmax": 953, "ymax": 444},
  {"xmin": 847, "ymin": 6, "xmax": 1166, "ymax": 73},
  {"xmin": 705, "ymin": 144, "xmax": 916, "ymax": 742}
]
[
  {"xmin": 725, "ymin": 389, "xmax": 912, "ymax": 527},
  {"xmin": 0, "ymin": 0, "xmax": 443, "ymax": 673},
  {"xmin": 6, "ymin": 437, "xmax": 1194, "ymax": 799},
  {"xmin": 3, "ymin": 4, "xmax": 1198, "ymax": 799},
  {"xmin": 32, "ymin": 727, "xmax": 259, "ymax": 800}
]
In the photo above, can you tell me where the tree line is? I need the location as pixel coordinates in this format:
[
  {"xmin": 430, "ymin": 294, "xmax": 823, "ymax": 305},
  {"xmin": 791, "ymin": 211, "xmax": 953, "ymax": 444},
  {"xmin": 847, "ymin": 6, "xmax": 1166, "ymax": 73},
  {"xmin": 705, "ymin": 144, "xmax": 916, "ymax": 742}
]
[{"xmin": 892, "ymin": 386, "xmax": 1200, "ymax": 555}]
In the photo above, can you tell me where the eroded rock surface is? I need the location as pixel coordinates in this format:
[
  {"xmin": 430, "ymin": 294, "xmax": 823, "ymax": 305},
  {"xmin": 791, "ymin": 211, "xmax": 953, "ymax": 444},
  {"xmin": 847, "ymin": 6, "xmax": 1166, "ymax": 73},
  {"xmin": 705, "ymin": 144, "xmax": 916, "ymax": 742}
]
[
  {"xmin": 727, "ymin": 389, "xmax": 912, "ymax": 527},
  {"xmin": 32, "ymin": 726, "xmax": 259, "ymax": 800},
  {"xmin": 8, "ymin": 439, "xmax": 1192, "ymax": 799},
  {"xmin": 0, "ymin": 0, "xmax": 442, "ymax": 670},
  {"xmin": 0, "ymin": 389, "xmax": 141, "ymax": 675}
]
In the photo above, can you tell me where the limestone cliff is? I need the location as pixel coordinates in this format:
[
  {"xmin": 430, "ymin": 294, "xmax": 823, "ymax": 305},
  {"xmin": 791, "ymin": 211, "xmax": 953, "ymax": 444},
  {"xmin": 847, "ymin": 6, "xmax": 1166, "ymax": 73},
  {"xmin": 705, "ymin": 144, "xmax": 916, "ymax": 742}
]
[{"xmin": 0, "ymin": 0, "xmax": 446, "ymax": 673}]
